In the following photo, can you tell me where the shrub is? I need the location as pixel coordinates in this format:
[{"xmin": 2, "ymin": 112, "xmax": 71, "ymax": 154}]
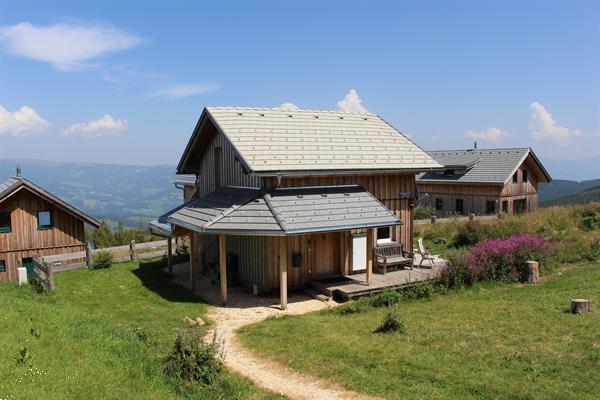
[
  {"xmin": 439, "ymin": 248, "xmax": 473, "ymax": 288},
  {"xmin": 370, "ymin": 289, "xmax": 403, "ymax": 308},
  {"xmin": 414, "ymin": 206, "xmax": 436, "ymax": 220},
  {"xmin": 161, "ymin": 329, "xmax": 223, "ymax": 385},
  {"xmin": 91, "ymin": 251, "xmax": 113, "ymax": 269},
  {"xmin": 579, "ymin": 203, "xmax": 600, "ymax": 231},
  {"xmin": 335, "ymin": 297, "xmax": 370, "ymax": 315},
  {"xmin": 467, "ymin": 233, "xmax": 552, "ymax": 282},
  {"xmin": 402, "ymin": 283, "xmax": 433, "ymax": 300},
  {"xmin": 374, "ymin": 308, "xmax": 406, "ymax": 334}
]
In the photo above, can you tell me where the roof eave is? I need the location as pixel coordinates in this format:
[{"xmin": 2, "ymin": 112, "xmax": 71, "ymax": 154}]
[{"xmin": 250, "ymin": 166, "xmax": 444, "ymax": 177}]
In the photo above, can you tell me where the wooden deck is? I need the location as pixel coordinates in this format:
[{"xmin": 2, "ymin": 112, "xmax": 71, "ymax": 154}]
[{"xmin": 310, "ymin": 256, "xmax": 446, "ymax": 301}]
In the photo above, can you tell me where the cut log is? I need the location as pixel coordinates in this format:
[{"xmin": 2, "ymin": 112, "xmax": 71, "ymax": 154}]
[
  {"xmin": 526, "ymin": 260, "xmax": 540, "ymax": 284},
  {"xmin": 570, "ymin": 299, "xmax": 592, "ymax": 314}
]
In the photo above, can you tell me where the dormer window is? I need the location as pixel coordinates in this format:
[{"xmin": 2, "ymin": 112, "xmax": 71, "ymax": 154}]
[{"xmin": 444, "ymin": 169, "xmax": 454, "ymax": 175}]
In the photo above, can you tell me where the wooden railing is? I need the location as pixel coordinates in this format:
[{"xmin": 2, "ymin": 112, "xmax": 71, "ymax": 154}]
[
  {"xmin": 32, "ymin": 257, "xmax": 55, "ymax": 291},
  {"xmin": 41, "ymin": 238, "xmax": 177, "ymax": 272}
]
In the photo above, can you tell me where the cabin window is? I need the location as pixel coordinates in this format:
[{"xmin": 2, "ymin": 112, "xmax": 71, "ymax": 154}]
[
  {"xmin": 512, "ymin": 172, "xmax": 518, "ymax": 183},
  {"xmin": 435, "ymin": 198, "xmax": 443, "ymax": 211},
  {"xmin": 502, "ymin": 200, "xmax": 508, "ymax": 213},
  {"xmin": 0, "ymin": 212, "xmax": 11, "ymax": 233},
  {"xmin": 486, "ymin": 201, "xmax": 496, "ymax": 215},
  {"xmin": 522, "ymin": 170, "xmax": 528, "ymax": 182},
  {"xmin": 377, "ymin": 227, "xmax": 394, "ymax": 244},
  {"xmin": 0, "ymin": 260, "xmax": 5, "ymax": 273},
  {"xmin": 455, "ymin": 199, "xmax": 464, "ymax": 215},
  {"xmin": 37, "ymin": 210, "xmax": 52, "ymax": 229}
]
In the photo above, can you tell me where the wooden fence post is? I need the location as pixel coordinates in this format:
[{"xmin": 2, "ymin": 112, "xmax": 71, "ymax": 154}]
[
  {"xmin": 167, "ymin": 236, "xmax": 173, "ymax": 275},
  {"xmin": 47, "ymin": 262, "xmax": 55, "ymax": 291},
  {"xmin": 526, "ymin": 261, "xmax": 540, "ymax": 283},
  {"xmin": 130, "ymin": 240, "xmax": 137, "ymax": 261},
  {"xmin": 86, "ymin": 243, "xmax": 93, "ymax": 268}
]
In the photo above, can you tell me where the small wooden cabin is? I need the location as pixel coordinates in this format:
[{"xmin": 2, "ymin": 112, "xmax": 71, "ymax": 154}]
[
  {"xmin": 160, "ymin": 106, "xmax": 442, "ymax": 307},
  {"xmin": 0, "ymin": 173, "xmax": 101, "ymax": 282},
  {"xmin": 416, "ymin": 148, "xmax": 552, "ymax": 217}
]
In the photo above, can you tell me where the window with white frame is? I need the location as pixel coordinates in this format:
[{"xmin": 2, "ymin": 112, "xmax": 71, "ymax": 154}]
[{"xmin": 377, "ymin": 226, "xmax": 394, "ymax": 244}]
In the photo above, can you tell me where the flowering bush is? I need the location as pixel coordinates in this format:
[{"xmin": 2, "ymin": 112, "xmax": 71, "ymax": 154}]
[{"xmin": 467, "ymin": 234, "xmax": 552, "ymax": 282}]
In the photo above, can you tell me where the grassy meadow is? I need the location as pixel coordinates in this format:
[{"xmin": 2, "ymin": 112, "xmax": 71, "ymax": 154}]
[
  {"xmin": 0, "ymin": 258, "xmax": 284, "ymax": 400},
  {"xmin": 238, "ymin": 262, "xmax": 599, "ymax": 400}
]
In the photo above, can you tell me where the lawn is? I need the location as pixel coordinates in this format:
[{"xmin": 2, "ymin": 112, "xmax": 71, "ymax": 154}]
[
  {"xmin": 238, "ymin": 262, "xmax": 600, "ymax": 400},
  {"xmin": 0, "ymin": 258, "xmax": 284, "ymax": 400}
]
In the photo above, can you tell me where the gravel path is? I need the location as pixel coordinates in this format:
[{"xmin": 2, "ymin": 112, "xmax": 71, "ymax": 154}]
[{"xmin": 202, "ymin": 289, "xmax": 379, "ymax": 400}]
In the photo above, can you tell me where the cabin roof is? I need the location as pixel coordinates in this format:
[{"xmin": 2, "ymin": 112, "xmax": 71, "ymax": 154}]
[
  {"xmin": 417, "ymin": 147, "xmax": 552, "ymax": 185},
  {"xmin": 0, "ymin": 176, "xmax": 101, "ymax": 228},
  {"xmin": 177, "ymin": 106, "xmax": 442, "ymax": 175},
  {"xmin": 160, "ymin": 184, "xmax": 401, "ymax": 235}
]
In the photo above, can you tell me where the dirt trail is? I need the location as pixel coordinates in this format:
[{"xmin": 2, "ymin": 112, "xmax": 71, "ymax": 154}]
[{"xmin": 203, "ymin": 290, "xmax": 379, "ymax": 400}]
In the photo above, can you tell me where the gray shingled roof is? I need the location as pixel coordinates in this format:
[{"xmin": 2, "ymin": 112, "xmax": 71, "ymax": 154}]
[
  {"xmin": 0, "ymin": 176, "xmax": 101, "ymax": 227},
  {"xmin": 178, "ymin": 107, "xmax": 442, "ymax": 174},
  {"xmin": 417, "ymin": 148, "xmax": 551, "ymax": 185},
  {"xmin": 160, "ymin": 185, "xmax": 400, "ymax": 235}
]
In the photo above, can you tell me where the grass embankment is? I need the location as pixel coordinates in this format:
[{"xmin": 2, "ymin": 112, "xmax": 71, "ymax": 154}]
[
  {"xmin": 0, "ymin": 258, "xmax": 284, "ymax": 400},
  {"xmin": 239, "ymin": 262, "xmax": 599, "ymax": 400}
]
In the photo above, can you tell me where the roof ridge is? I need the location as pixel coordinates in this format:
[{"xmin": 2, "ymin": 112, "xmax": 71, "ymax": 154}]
[
  {"xmin": 263, "ymin": 190, "xmax": 289, "ymax": 231},
  {"xmin": 206, "ymin": 106, "xmax": 377, "ymax": 116}
]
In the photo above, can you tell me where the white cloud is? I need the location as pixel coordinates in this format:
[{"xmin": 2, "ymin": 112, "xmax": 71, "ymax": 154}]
[
  {"xmin": 337, "ymin": 89, "xmax": 369, "ymax": 113},
  {"xmin": 465, "ymin": 127, "xmax": 509, "ymax": 143},
  {"xmin": 150, "ymin": 83, "xmax": 219, "ymax": 98},
  {"xmin": 0, "ymin": 105, "xmax": 50, "ymax": 136},
  {"xmin": 63, "ymin": 114, "xmax": 127, "ymax": 137},
  {"xmin": 276, "ymin": 102, "xmax": 299, "ymax": 111},
  {"xmin": 0, "ymin": 22, "xmax": 142, "ymax": 71},
  {"xmin": 529, "ymin": 102, "xmax": 580, "ymax": 141}
]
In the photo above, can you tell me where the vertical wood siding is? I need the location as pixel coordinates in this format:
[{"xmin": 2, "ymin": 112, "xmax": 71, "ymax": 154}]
[{"xmin": 0, "ymin": 189, "xmax": 86, "ymax": 282}]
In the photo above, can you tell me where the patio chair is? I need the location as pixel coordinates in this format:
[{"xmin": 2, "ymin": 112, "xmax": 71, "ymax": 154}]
[{"xmin": 417, "ymin": 238, "xmax": 435, "ymax": 269}]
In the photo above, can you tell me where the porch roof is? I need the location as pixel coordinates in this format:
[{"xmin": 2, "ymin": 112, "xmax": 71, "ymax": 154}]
[{"xmin": 159, "ymin": 185, "xmax": 401, "ymax": 236}]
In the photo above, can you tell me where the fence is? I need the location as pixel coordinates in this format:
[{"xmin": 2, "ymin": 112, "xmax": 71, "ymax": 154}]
[
  {"xmin": 41, "ymin": 238, "xmax": 178, "ymax": 272},
  {"xmin": 414, "ymin": 213, "xmax": 499, "ymax": 225},
  {"xmin": 32, "ymin": 257, "xmax": 55, "ymax": 291}
]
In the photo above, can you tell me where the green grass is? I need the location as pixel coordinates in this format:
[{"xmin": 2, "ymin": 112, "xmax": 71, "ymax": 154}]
[
  {"xmin": 0, "ymin": 258, "xmax": 284, "ymax": 400},
  {"xmin": 239, "ymin": 262, "xmax": 600, "ymax": 400}
]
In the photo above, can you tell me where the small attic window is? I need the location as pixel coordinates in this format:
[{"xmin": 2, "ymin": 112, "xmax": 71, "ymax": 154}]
[
  {"xmin": 259, "ymin": 113, "xmax": 265, "ymax": 117},
  {"xmin": 314, "ymin": 115, "xmax": 319, "ymax": 118},
  {"xmin": 339, "ymin": 116, "xmax": 344, "ymax": 119},
  {"xmin": 287, "ymin": 114, "xmax": 293, "ymax": 117},
  {"xmin": 237, "ymin": 112, "xmax": 243, "ymax": 116}
]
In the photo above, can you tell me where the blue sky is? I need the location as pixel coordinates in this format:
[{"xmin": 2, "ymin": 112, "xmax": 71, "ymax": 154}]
[{"xmin": 0, "ymin": 0, "xmax": 599, "ymax": 168}]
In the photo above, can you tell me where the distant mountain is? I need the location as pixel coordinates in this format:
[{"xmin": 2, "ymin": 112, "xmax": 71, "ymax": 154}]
[
  {"xmin": 541, "ymin": 186, "xmax": 600, "ymax": 206},
  {"xmin": 539, "ymin": 178, "xmax": 600, "ymax": 204},
  {"xmin": 0, "ymin": 159, "xmax": 182, "ymax": 227}
]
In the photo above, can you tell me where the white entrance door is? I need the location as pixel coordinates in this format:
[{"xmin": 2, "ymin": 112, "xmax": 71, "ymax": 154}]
[{"xmin": 351, "ymin": 233, "xmax": 367, "ymax": 272}]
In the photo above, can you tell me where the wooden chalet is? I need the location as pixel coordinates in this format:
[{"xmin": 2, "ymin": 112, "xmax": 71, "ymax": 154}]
[
  {"xmin": 0, "ymin": 171, "xmax": 101, "ymax": 282},
  {"xmin": 417, "ymin": 148, "xmax": 552, "ymax": 217},
  {"xmin": 161, "ymin": 107, "xmax": 442, "ymax": 308}
]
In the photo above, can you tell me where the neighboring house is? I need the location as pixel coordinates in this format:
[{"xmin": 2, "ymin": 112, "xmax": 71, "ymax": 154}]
[
  {"xmin": 160, "ymin": 106, "xmax": 441, "ymax": 307},
  {"xmin": 0, "ymin": 171, "xmax": 101, "ymax": 282},
  {"xmin": 417, "ymin": 148, "xmax": 552, "ymax": 217}
]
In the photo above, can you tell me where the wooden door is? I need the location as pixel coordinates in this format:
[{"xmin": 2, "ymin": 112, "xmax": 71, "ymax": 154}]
[
  {"xmin": 22, "ymin": 258, "xmax": 34, "ymax": 280},
  {"xmin": 311, "ymin": 233, "xmax": 341, "ymax": 278}
]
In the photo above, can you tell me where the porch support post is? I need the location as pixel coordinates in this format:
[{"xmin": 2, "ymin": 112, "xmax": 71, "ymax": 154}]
[
  {"xmin": 279, "ymin": 236, "xmax": 288, "ymax": 310},
  {"xmin": 366, "ymin": 228, "xmax": 374, "ymax": 285},
  {"xmin": 189, "ymin": 232, "xmax": 198, "ymax": 292},
  {"xmin": 167, "ymin": 235, "xmax": 173, "ymax": 276},
  {"xmin": 219, "ymin": 234, "xmax": 227, "ymax": 306}
]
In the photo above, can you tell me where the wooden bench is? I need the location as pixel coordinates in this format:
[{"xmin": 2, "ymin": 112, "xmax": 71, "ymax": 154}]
[{"xmin": 374, "ymin": 243, "xmax": 414, "ymax": 274}]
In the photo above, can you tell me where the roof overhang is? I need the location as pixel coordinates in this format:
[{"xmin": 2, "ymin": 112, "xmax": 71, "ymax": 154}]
[{"xmin": 160, "ymin": 184, "xmax": 401, "ymax": 236}]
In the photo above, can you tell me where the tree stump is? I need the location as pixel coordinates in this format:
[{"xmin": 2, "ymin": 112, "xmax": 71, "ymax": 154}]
[
  {"xmin": 570, "ymin": 299, "xmax": 592, "ymax": 314},
  {"xmin": 526, "ymin": 261, "xmax": 540, "ymax": 284}
]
